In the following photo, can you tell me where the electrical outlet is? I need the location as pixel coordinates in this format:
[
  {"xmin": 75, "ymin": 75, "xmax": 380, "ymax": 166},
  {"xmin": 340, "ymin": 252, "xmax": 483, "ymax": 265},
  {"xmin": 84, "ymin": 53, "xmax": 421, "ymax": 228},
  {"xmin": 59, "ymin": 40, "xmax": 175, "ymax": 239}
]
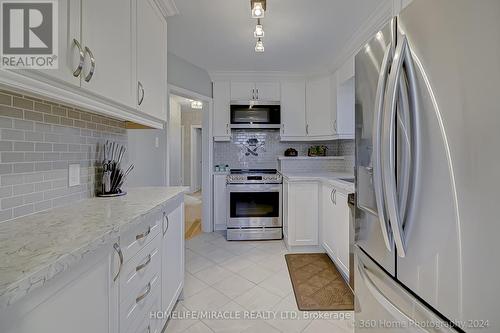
[
  {"xmin": 155, "ymin": 136, "xmax": 159, "ymax": 148},
  {"xmin": 69, "ymin": 164, "xmax": 80, "ymax": 187}
]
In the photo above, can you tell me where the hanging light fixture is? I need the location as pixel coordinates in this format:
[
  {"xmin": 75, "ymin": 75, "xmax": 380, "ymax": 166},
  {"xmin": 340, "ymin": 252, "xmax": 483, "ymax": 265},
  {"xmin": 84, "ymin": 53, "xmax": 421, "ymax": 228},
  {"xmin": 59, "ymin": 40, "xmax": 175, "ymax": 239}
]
[
  {"xmin": 255, "ymin": 38, "xmax": 265, "ymax": 52},
  {"xmin": 191, "ymin": 100, "xmax": 203, "ymax": 109},
  {"xmin": 251, "ymin": 0, "xmax": 266, "ymax": 18},
  {"xmin": 254, "ymin": 19, "xmax": 264, "ymax": 38}
]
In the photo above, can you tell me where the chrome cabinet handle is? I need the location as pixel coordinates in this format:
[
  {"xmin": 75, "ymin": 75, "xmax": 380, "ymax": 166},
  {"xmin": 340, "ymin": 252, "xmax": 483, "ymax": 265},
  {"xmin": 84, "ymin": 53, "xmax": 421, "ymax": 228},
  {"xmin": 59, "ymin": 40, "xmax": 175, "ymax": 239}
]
[
  {"xmin": 138, "ymin": 81, "xmax": 145, "ymax": 106},
  {"xmin": 136, "ymin": 282, "xmax": 152, "ymax": 303},
  {"xmin": 256, "ymin": 88, "xmax": 259, "ymax": 100},
  {"xmin": 382, "ymin": 35, "xmax": 420, "ymax": 258},
  {"xmin": 282, "ymin": 124, "xmax": 285, "ymax": 134},
  {"xmin": 83, "ymin": 46, "xmax": 95, "ymax": 82},
  {"xmin": 306, "ymin": 124, "xmax": 309, "ymax": 135},
  {"xmin": 333, "ymin": 120, "xmax": 337, "ymax": 132},
  {"xmin": 162, "ymin": 212, "xmax": 169, "ymax": 236},
  {"xmin": 136, "ymin": 226, "xmax": 151, "ymax": 241},
  {"xmin": 330, "ymin": 188, "xmax": 336, "ymax": 204},
  {"xmin": 113, "ymin": 243, "xmax": 123, "ymax": 282},
  {"xmin": 72, "ymin": 39, "xmax": 84, "ymax": 77},
  {"xmin": 226, "ymin": 123, "xmax": 229, "ymax": 135},
  {"xmin": 136, "ymin": 254, "xmax": 152, "ymax": 272},
  {"xmin": 372, "ymin": 42, "xmax": 394, "ymax": 252},
  {"xmin": 252, "ymin": 88, "xmax": 255, "ymax": 100}
]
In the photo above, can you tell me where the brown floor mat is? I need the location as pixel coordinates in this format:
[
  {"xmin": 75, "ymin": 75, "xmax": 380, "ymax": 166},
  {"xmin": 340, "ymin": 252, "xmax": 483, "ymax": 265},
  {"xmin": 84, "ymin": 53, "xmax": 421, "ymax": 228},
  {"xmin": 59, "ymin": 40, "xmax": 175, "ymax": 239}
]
[{"xmin": 285, "ymin": 253, "xmax": 354, "ymax": 311}]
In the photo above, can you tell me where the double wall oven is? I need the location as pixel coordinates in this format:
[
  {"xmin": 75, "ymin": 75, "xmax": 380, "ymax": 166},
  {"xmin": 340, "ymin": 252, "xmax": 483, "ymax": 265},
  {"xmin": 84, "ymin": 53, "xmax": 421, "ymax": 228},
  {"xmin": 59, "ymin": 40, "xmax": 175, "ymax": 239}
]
[{"xmin": 226, "ymin": 169, "xmax": 282, "ymax": 240}]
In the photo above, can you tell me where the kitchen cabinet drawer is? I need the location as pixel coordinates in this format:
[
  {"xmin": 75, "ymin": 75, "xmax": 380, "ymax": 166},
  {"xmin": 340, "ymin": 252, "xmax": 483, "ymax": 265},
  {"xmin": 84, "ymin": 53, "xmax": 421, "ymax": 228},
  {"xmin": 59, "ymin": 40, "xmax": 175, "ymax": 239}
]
[
  {"xmin": 120, "ymin": 271, "xmax": 161, "ymax": 333},
  {"xmin": 120, "ymin": 211, "xmax": 161, "ymax": 262},
  {"xmin": 120, "ymin": 233, "xmax": 162, "ymax": 306}
]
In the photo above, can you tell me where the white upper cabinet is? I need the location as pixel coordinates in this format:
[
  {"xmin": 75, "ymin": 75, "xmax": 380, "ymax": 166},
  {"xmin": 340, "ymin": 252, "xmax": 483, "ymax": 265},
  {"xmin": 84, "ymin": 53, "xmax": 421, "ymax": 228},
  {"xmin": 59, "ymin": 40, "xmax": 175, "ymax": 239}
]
[
  {"xmin": 213, "ymin": 81, "xmax": 231, "ymax": 141},
  {"xmin": 280, "ymin": 80, "xmax": 307, "ymax": 139},
  {"xmin": 230, "ymin": 81, "xmax": 280, "ymax": 101},
  {"xmin": 31, "ymin": 0, "xmax": 81, "ymax": 86},
  {"xmin": 255, "ymin": 82, "xmax": 280, "ymax": 101},
  {"xmin": 334, "ymin": 57, "xmax": 355, "ymax": 139},
  {"xmin": 306, "ymin": 76, "xmax": 334, "ymax": 138},
  {"xmin": 230, "ymin": 82, "xmax": 255, "ymax": 101},
  {"xmin": 81, "ymin": 0, "xmax": 134, "ymax": 108},
  {"xmin": 136, "ymin": 0, "xmax": 168, "ymax": 121}
]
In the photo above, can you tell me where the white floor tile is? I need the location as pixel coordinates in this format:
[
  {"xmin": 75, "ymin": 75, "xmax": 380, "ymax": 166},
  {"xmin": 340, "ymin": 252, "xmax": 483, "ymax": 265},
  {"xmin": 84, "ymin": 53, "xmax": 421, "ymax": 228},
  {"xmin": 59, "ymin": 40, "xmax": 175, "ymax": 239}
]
[
  {"xmin": 212, "ymin": 274, "xmax": 256, "ymax": 299},
  {"xmin": 219, "ymin": 256, "xmax": 254, "ymax": 273},
  {"xmin": 258, "ymin": 270, "xmax": 293, "ymax": 298},
  {"xmin": 204, "ymin": 248, "xmax": 236, "ymax": 264},
  {"xmin": 182, "ymin": 287, "xmax": 231, "ymax": 312},
  {"xmin": 182, "ymin": 321, "xmax": 215, "ymax": 333},
  {"xmin": 240, "ymin": 321, "xmax": 281, "ymax": 333},
  {"xmin": 164, "ymin": 304, "xmax": 198, "ymax": 333},
  {"xmin": 265, "ymin": 296, "xmax": 311, "ymax": 333},
  {"xmin": 236, "ymin": 263, "xmax": 274, "ymax": 284},
  {"xmin": 193, "ymin": 265, "xmax": 236, "ymax": 286},
  {"xmin": 183, "ymin": 273, "xmax": 209, "ymax": 298},
  {"xmin": 233, "ymin": 285, "xmax": 282, "ymax": 312},
  {"xmin": 186, "ymin": 255, "xmax": 217, "ymax": 274},
  {"xmin": 302, "ymin": 318, "xmax": 354, "ymax": 333},
  {"xmin": 201, "ymin": 301, "xmax": 255, "ymax": 333}
]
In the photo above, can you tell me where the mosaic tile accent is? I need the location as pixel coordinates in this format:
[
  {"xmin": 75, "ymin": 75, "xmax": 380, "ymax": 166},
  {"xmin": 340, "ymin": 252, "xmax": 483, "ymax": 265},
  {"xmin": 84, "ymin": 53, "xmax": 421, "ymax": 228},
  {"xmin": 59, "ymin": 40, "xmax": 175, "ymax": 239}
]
[
  {"xmin": 213, "ymin": 129, "xmax": 354, "ymax": 171},
  {"xmin": 0, "ymin": 90, "xmax": 127, "ymax": 222}
]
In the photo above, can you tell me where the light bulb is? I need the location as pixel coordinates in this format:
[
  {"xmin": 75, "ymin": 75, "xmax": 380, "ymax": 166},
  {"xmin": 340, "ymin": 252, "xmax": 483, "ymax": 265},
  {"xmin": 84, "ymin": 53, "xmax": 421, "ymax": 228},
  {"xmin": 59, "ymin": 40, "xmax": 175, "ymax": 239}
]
[
  {"xmin": 254, "ymin": 24, "xmax": 264, "ymax": 38},
  {"xmin": 252, "ymin": 2, "xmax": 265, "ymax": 18},
  {"xmin": 191, "ymin": 101, "xmax": 203, "ymax": 109},
  {"xmin": 255, "ymin": 39, "xmax": 264, "ymax": 52}
]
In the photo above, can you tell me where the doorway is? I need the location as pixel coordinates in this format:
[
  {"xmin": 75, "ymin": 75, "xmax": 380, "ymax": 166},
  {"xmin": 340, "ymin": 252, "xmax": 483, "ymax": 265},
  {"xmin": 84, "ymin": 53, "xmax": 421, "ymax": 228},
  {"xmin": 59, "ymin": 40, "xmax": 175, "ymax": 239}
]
[{"xmin": 168, "ymin": 92, "xmax": 209, "ymax": 239}]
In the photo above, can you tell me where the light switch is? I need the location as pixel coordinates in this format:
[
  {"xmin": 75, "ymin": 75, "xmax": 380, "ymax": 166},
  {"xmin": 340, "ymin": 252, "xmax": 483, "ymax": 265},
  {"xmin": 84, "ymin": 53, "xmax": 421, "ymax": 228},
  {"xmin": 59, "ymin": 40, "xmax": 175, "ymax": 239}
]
[
  {"xmin": 155, "ymin": 136, "xmax": 160, "ymax": 148},
  {"xmin": 69, "ymin": 164, "xmax": 80, "ymax": 187}
]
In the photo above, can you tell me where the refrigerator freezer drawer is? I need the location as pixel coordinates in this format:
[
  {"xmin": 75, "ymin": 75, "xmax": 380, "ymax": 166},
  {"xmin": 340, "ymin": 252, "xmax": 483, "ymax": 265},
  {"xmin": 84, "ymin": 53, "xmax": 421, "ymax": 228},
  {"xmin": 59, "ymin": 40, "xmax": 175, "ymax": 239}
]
[{"xmin": 355, "ymin": 247, "xmax": 457, "ymax": 333}]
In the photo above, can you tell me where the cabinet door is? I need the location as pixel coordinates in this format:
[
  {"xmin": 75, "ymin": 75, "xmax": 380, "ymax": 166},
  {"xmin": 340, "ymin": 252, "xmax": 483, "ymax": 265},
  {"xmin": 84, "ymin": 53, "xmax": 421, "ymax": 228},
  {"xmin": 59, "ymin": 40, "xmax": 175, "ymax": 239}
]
[
  {"xmin": 283, "ymin": 179, "xmax": 289, "ymax": 244},
  {"xmin": 255, "ymin": 82, "xmax": 280, "ymax": 101},
  {"xmin": 213, "ymin": 174, "xmax": 228, "ymax": 229},
  {"xmin": 321, "ymin": 184, "xmax": 336, "ymax": 257},
  {"xmin": 230, "ymin": 82, "xmax": 255, "ymax": 100},
  {"xmin": 306, "ymin": 76, "xmax": 334, "ymax": 137},
  {"xmin": 213, "ymin": 81, "xmax": 231, "ymax": 141},
  {"xmin": 161, "ymin": 203, "xmax": 184, "ymax": 323},
  {"xmin": 336, "ymin": 76, "xmax": 355, "ymax": 138},
  {"xmin": 287, "ymin": 181, "xmax": 319, "ymax": 246},
  {"xmin": 333, "ymin": 191, "xmax": 349, "ymax": 275},
  {"xmin": 30, "ymin": 0, "xmax": 81, "ymax": 86},
  {"xmin": 280, "ymin": 81, "xmax": 307, "ymax": 138},
  {"xmin": 2, "ymin": 245, "xmax": 119, "ymax": 333},
  {"xmin": 137, "ymin": 0, "xmax": 167, "ymax": 121},
  {"xmin": 81, "ymin": 0, "xmax": 134, "ymax": 107}
]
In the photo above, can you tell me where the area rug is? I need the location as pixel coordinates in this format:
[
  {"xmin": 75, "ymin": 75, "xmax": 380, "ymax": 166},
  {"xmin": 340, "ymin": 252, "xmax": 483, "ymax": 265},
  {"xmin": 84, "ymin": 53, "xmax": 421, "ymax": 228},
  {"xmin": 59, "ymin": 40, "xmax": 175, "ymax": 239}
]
[{"xmin": 285, "ymin": 253, "xmax": 354, "ymax": 311}]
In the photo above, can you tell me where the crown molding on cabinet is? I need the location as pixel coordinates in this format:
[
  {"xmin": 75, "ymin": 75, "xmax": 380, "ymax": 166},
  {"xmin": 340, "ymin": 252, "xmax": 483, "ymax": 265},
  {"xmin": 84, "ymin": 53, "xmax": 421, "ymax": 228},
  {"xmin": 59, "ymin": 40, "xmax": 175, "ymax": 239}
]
[
  {"xmin": 209, "ymin": 71, "xmax": 306, "ymax": 82},
  {"xmin": 154, "ymin": 0, "xmax": 179, "ymax": 18},
  {"xmin": 329, "ymin": 0, "xmax": 392, "ymax": 73}
]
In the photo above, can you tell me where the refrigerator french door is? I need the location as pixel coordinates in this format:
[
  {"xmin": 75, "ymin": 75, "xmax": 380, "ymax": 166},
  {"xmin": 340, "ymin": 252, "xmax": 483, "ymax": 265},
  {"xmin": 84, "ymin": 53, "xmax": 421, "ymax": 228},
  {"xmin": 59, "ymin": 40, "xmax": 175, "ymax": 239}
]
[{"xmin": 354, "ymin": 0, "xmax": 500, "ymax": 332}]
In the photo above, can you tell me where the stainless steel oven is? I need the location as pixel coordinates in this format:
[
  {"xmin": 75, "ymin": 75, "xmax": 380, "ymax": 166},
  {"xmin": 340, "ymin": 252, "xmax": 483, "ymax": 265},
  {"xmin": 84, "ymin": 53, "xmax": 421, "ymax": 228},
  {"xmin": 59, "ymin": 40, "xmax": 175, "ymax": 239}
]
[{"xmin": 226, "ymin": 169, "xmax": 283, "ymax": 240}]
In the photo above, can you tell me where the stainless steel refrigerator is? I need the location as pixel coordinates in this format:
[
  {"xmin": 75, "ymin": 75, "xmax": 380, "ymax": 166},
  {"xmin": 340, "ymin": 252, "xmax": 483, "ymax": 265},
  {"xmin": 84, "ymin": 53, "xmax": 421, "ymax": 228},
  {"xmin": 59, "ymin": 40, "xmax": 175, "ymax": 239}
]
[{"xmin": 354, "ymin": 0, "xmax": 500, "ymax": 332}]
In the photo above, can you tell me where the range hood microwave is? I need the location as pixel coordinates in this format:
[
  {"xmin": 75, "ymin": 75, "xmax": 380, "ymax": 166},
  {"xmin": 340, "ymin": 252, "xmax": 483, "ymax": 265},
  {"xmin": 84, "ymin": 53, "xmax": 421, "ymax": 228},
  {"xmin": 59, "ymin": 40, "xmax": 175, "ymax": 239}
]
[{"xmin": 230, "ymin": 101, "xmax": 281, "ymax": 129}]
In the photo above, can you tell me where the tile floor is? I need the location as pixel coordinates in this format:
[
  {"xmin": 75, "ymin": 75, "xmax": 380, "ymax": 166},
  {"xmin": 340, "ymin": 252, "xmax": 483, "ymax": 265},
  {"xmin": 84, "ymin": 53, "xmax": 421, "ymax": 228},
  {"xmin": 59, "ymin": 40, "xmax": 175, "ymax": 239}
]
[{"xmin": 165, "ymin": 232, "xmax": 354, "ymax": 333}]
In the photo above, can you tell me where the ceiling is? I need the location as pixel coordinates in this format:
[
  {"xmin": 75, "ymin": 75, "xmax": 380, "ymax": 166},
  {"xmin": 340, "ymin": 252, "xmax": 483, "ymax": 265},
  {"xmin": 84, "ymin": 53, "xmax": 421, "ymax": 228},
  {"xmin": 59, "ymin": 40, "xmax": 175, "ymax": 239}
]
[{"xmin": 167, "ymin": 0, "xmax": 382, "ymax": 74}]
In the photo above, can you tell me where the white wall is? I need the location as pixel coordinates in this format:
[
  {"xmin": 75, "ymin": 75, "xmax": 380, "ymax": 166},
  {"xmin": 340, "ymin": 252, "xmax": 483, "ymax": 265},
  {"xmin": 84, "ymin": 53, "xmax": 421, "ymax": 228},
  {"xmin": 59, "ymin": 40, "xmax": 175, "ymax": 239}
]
[
  {"xmin": 126, "ymin": 129, "xmax": 167, "ymax": 187},
  {"xmin": 181, "ymin": 108, "xmax": 203, "ymax": 187},
  {"xmin": 168, "ymin": 52, "xmax": 213, "ymax": 98},
  {"xmin": 169, "ymin": 97, "xmax": 183, "ymax": 185}
]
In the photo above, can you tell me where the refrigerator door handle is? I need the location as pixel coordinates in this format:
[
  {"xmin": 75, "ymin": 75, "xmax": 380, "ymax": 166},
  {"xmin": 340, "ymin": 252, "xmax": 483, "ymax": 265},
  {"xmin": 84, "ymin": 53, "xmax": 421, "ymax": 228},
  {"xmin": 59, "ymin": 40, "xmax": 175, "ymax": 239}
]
[
  {"xmin": 372, "ymin": 42, "xmax": 394, "ymax": 252},
  {"xmin": 357, "ymin": 257, "xmax": 430, "ymax": 333},
  {"xmin": 382, "ymin": 34, "xmax": 421, "ymax": 258}
]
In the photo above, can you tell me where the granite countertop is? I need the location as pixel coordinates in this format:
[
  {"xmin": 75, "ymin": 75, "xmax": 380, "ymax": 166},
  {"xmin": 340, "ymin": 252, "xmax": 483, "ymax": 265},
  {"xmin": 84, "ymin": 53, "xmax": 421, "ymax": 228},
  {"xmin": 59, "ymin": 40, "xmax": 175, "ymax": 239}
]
[
  {"xmin": 279, "ymin": 171, "xmax": 355, "ymax": 193},
  {"xmin": 0, "ymin": 186, "xmax": 187, "ymax": 309}
]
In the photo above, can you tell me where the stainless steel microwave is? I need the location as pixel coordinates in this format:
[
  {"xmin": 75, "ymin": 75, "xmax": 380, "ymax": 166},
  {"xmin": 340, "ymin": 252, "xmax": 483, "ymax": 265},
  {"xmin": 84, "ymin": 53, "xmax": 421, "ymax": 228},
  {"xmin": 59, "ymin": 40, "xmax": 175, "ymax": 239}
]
[{"xmin": 230, "ymin": 102, "xmax": 281, "ymax": 129}]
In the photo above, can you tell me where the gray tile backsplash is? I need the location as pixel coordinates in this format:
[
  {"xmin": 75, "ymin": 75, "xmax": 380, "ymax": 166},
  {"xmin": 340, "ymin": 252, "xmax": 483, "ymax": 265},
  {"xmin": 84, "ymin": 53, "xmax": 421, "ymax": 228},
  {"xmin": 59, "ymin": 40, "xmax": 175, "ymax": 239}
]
[
  {"xmin": 213, "ymin": 129, "xmax": 354, "ymax": 171},
  {"xmin": 0, "ymin": 90, "xmax": 127, "ymax": 222}
]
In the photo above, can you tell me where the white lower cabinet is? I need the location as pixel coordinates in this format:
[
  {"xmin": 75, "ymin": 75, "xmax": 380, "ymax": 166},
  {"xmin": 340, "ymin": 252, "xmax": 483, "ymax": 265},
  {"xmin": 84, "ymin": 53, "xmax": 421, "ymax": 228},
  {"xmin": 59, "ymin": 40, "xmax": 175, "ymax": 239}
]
[
  {"xmin": 213, "ymin": 174, "xmax": 228, "ymax": 230},
  {"xmin": 283, "ymin": 179, "xmax": 319, "ymax": 248},
  {"xmin": 0, "ymin": 242, "xmax": 120, "ymax": 333},
  {"xmin": 321, "ymin": 183, "xmax": 350, "ymax": 277},
  {"xmin": 161, "ymin": 202, "xmax": 185, "ymax": 329},
  {"xmin": 0, "ymin": 198, "xmax": 185, "ymax": 333}
]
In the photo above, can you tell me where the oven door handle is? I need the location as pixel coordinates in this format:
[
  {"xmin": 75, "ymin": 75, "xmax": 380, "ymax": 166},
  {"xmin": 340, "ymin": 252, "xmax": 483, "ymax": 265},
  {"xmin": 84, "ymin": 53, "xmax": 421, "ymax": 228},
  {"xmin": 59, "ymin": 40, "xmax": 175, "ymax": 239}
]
[{"xmin": 227, "ymin": 184, "xmax": 282, "ymax": 192}]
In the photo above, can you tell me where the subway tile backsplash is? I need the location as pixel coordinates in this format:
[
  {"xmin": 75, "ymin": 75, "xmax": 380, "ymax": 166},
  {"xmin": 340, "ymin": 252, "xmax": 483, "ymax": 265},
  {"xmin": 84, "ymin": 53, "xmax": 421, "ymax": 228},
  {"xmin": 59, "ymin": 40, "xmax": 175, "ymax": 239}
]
[
  {"xmin": 0, "ymin": 90, "xmax": 127, "ymax": 223},
  {"xmin": 213, "ymin": 129, "xmax": 354, "ymax": 171}
]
